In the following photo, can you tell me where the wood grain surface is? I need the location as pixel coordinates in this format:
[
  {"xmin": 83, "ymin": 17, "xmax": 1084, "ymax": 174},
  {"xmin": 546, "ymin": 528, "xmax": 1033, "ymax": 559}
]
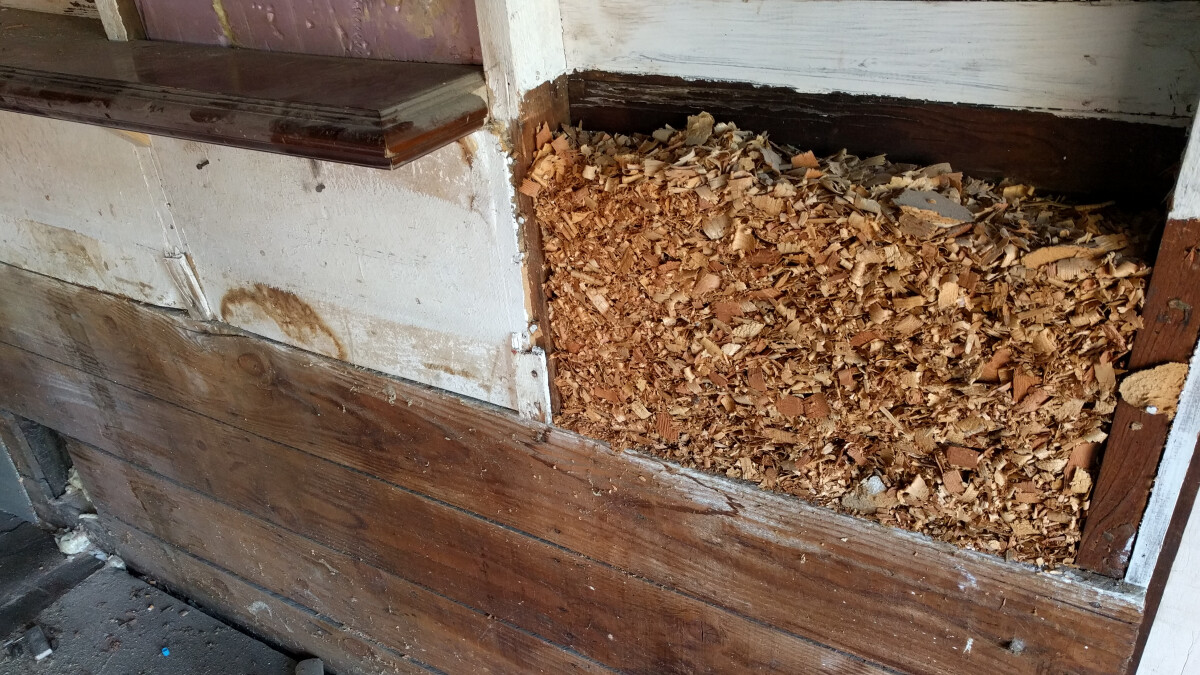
[
  {"xmin": 1079, "ymin": 218, "xmax": 1200, "ymax": 577},
  {"xmin": 0, "ymin": 262, "xmax": 1144, "ymax": 674},
  {"xmin": 568, "ymin": 72, "xmax": 1187, "ymax": 204},
  {"xmin": 0, "ymin": 10, "xmax": 487, "ymax": 168}
]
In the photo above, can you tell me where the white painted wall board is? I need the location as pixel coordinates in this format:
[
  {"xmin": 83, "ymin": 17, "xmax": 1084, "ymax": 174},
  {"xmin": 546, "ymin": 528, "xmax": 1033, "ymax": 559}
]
[
  {"xmin": 560, "ymin": 0, "xmax": 1200, "ymax": 121},
  {"xmin": 0, "ymin": 112, "xmax": 186, "ymax": 308},
  {"xmin": 1172, "ymin": 118, "xmax": 1200, "ymax": 221},
  {"xmin": 147, "ymin": 132, "xmax": 531, "ymax": 410},
  {"xmin": 0, "ymin": 113, "xmax": 534, "ymax": 411},
  {"xmin": 476, "ymin": 0, "xmax": 568, "ymax": 122},
  {"xmin": 1138, "ymin": 491, "xmax": 1200, "ymax": 675}
]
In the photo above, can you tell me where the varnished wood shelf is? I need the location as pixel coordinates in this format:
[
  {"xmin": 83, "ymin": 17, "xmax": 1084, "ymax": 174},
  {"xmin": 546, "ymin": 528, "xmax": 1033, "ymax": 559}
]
[{"xmin": 0, "ymin": 9, "xmax": 487, "ymax": 168}]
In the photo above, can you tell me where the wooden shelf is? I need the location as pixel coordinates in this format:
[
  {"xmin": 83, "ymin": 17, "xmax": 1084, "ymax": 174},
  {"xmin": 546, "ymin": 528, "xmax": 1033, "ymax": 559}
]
[{"xmin": 0, "ymin": 9, "xmax": 488, "ymax": 168}]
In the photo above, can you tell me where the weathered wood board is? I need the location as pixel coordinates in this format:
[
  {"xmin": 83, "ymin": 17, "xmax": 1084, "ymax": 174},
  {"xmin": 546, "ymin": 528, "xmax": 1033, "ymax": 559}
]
[
  {"xmin": 559, "ymin": 0, "xmax": 1200, "ymax": 120},
  {"xmin": 0, "ymin": 262, "xmax": 1145, "ymax": 674}
]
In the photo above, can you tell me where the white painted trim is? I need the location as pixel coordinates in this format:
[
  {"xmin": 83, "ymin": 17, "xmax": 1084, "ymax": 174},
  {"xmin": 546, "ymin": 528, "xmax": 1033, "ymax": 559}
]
[
  {"xmin": 1138, "ymin": 496, "xmax": 1200, "ymax": 674},
  {"xmin": 1172, "ymin": 116, "xmax": 1200, "ymax": 221},
  {"xmin": 476, "ymin": 0, "xmax": 568, "ymax": 122},
  {"xmin": 559, "ymin": 0, "xmax": 1200, "ymax": 120},
  {"xmin": 1126, "ymin": 339, "xmax": 1200, "ymax": 587}
]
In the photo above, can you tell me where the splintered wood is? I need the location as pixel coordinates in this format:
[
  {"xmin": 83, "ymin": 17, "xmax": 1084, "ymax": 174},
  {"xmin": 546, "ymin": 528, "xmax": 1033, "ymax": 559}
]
[{"xmin": 532, "ymin": 114, "xmax": 1152, "ymax": 566}]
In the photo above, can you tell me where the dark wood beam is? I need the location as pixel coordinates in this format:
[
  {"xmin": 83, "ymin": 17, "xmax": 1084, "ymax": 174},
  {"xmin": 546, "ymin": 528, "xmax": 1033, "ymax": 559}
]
[{"xmin": 567, "ymin": 71, "xmax": 1187, "ymax": 205}]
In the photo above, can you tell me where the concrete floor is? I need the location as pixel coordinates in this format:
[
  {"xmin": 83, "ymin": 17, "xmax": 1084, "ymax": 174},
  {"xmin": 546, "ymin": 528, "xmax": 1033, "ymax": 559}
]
[{"xmin": 0, "ymin": 513, "xmax": 296, "ymax": 674}]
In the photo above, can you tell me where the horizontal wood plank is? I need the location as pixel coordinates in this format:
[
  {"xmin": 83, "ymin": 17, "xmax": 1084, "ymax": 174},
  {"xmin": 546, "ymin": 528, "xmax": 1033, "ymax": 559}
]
[
  {"xmin": 0, "ymin": 10, "xmax": 487, "ymax": 169},
  {"xmin": 84, "ymin": 518, "xmax": 431, "ymax": 675},
  {"xmin": 70, "ymin": 441, "xmax": 602, "ymax": 675},
  {"xmin": 0, "ymin": 262, "xmax": 1143, "ymax": 674},
  {"xmin": 0, "ymin": 343, "xmax": 883, "ymax": 673},
  {"xmin": 559, "ymin": 0, "xmax": 1200, "ymax": 119},
  {"xmin": 568, "ymin": 72, "xmax": 1187, "ymax": 203}
]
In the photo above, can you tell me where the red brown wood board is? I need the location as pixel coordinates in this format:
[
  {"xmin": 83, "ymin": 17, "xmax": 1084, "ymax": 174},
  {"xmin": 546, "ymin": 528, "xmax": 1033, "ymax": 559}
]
[
  {"xmin": 1078, "ymin": 218, "xmax": 1200, "ymax": 576},
  {"xmin": 0, "ymin": 10, "xmax": 487, "ymax": 169},
  {"xmin": 70, "ymin": 441, "xmax": 603, "ymax": 675},
  {"xmin": 0, "ymin": 262, "xmax": 1143, "ymax": 674}
]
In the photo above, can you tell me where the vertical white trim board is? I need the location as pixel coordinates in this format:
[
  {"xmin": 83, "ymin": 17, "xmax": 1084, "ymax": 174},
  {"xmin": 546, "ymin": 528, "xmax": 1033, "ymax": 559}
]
[
  {"xmin": 1171, "ymin": 116, "xmax": 1200, "ymax": 221},
  {"xmin": 1127, "ymin": 109, "xmax": 1200, "ymax": 587},
  {"xmin": 559, "ymin": 0, "xmax": 1200, "ymax": 120}
]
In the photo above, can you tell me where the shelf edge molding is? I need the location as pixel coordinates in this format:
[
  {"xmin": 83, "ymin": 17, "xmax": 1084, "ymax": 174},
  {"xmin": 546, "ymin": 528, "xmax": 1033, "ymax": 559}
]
[{"xmin": 0, "ymin": 9, "xmax": 488, "ymax": 169}]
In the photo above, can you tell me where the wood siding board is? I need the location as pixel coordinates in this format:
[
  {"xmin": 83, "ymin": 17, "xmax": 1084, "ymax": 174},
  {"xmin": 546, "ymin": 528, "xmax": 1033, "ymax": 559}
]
[
  {"xmin": 0, "ymin": 11, "xmax": 487, "ymax": 169},
  {"xmin": 69, "ymin": 442, "xmax": 604, "ymax": 675},
  {"xmin": 558, "ymin": 0, "xmax": 1200, "ymax": 120},
  {"xmin": 567, "ymin": 72, "xmax": 1187, "ymax": 204},
  {"xmin": 0, "ymin": 263, "xmax": 1143, "ymax": 674},
  {"xmin": 88, "ymin": 518, "xmax": 434, "ymax": 675},
  {"xmin": 1079, "ymin": 218, "xmax": 1200, "ymax": 576},
  {"xmin": 2, "ymin": 353, "xmax": 883, "ymax": 674}
]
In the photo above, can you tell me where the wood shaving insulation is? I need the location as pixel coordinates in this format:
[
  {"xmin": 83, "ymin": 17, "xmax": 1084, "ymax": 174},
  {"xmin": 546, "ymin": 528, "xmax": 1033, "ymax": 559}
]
[{"xmin": 532, "ymin": 116, "xmax": 1153, "ymax": 567}]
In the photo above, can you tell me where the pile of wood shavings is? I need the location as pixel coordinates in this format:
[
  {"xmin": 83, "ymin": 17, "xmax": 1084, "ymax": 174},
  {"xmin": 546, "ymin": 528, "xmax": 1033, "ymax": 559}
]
[{"xmin": 528, "ymin": 114, "xmax": 1153, "ymax": 566}]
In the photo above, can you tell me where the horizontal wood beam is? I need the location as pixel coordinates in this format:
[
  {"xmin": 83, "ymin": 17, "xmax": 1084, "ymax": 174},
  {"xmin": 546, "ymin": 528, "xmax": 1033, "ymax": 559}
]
[
  {"xmin": 0, "ymin": 10, "xmax": 487, "ymax": 169},
  {"xmin": 559, "ymin": 0, "xmax": 1200, "ymax": 120},
  {"xmin": 568, "ymin": 72, "xmax": 1187, "ymax": 204},
  {"xmin": 0, "ymin": 262, "xmax": 1143, "ymax": 674}
]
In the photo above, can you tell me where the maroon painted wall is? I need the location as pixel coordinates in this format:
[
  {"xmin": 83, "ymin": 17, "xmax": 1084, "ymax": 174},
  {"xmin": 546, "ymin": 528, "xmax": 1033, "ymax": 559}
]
[{"xmin": 135, "ymin": 0, "xmax": 481, "ymax": 64}]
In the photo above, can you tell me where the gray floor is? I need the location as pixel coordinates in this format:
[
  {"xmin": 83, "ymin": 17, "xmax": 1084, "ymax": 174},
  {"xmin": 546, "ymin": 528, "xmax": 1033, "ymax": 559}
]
[{"xmin": 0, "ymin": 514, "xmax": 296, "ymax": 675}]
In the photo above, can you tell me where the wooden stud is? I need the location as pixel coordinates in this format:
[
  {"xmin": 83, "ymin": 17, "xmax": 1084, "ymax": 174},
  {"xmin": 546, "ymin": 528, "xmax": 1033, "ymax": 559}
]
[{"xmin": 1077, "ymin": 217, "xmax": 1200, "ymax": 576}]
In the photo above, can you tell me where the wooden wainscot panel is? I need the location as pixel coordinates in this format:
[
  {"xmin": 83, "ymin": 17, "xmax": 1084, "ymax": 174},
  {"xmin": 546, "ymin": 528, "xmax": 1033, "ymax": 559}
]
[
  {"xmin": 0, "ymin": 262, "xmax": 1143, "ymax": 674},
  {"xmin": 70, "ymin": 441, "xmax": 602, "ymax": 675},
  {"xmin": 0, "ymin": 344, "xmax": 883, "ymax": 672}
]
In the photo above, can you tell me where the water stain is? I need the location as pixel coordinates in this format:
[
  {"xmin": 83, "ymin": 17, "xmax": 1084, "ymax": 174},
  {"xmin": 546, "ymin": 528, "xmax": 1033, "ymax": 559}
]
[{"xmin": 220, "ymin": 284, "xmax": 345, "ymax": 360}]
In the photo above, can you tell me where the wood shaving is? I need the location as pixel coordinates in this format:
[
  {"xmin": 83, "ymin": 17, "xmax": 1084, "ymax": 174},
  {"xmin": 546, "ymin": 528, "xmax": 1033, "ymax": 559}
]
[
  {"xmin": 1120, "ymin": 362, "xmax": 1189, "ymax": 419},
  {"xmin": 532, "ymin": 116, "xmax": 1154, "ymax": 567}
]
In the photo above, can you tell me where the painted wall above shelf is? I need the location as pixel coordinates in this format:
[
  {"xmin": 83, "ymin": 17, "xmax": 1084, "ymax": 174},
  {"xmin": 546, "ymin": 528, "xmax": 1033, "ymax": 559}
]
[{"xmin": 0, "ymin": 9, "xmax": 488, "ymax": 168}]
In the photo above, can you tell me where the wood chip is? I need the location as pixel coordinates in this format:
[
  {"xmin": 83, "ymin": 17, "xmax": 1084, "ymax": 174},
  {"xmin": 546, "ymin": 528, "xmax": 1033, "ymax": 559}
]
[
  {"xmin": 1120, "ymin": 362, "xmax": 1189, "ymax": 419},
  {"xmin": 946, "ymin": 446, "xmax": 980, "ymax": 470},
  {"xmin": 533, "ymin": 113, "xmax": 1152, "ymax": 567}
]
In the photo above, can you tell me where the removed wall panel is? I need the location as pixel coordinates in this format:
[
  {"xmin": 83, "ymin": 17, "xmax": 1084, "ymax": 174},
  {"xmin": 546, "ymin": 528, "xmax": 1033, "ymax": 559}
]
[
  {"xmin": 0, "ymin": 262, "xmax": 1145, "ymax": 674},
  {"xmin": 559, "ymin": 0, "xmax": 1200, "ymax": 120}
]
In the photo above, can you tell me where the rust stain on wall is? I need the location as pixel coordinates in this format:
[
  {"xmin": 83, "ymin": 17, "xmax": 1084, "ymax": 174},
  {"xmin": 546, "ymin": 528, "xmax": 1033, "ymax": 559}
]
[{"xmin": 220, "ymin": 284, "xmax": 345, "ymax": 360}]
